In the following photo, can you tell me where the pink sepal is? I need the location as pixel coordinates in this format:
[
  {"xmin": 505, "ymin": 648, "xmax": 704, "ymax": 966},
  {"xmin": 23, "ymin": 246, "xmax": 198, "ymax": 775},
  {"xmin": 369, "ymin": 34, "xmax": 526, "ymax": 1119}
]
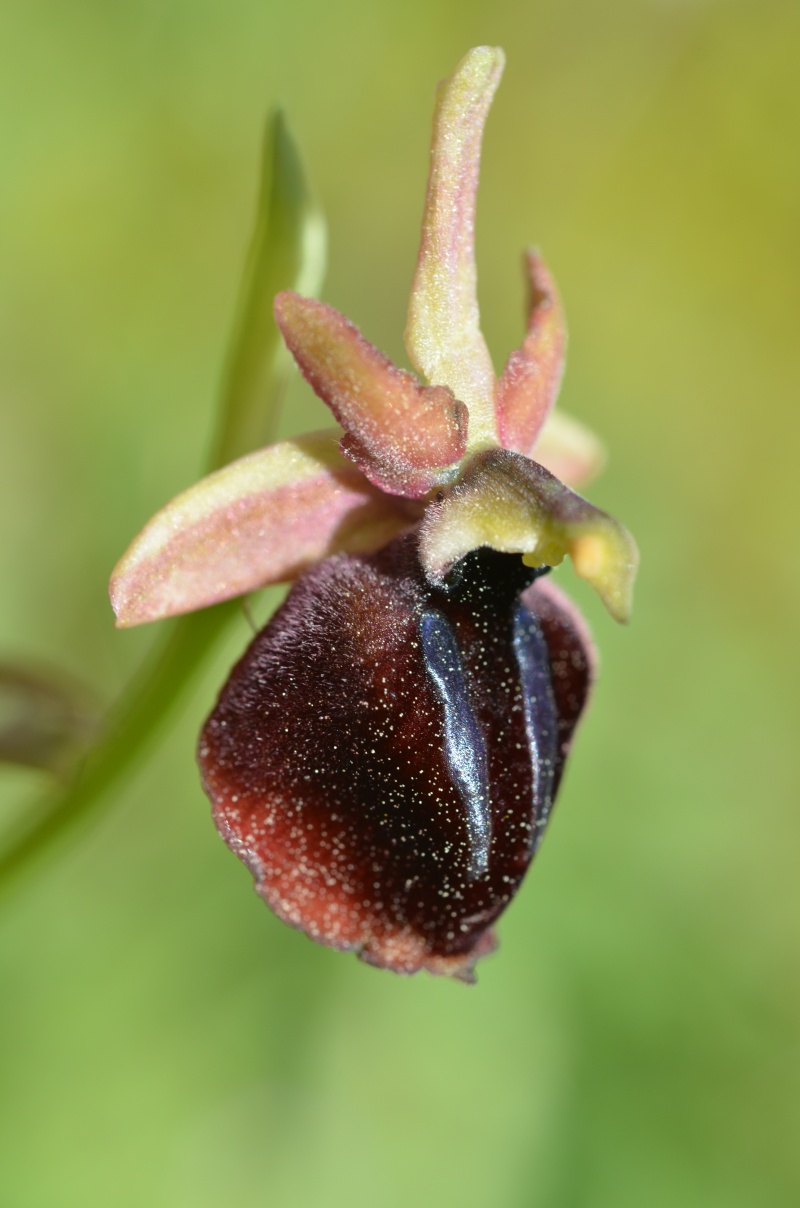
[{"xmin": 110, "ymin": 431, "xmax": 414, "ymax": 627}]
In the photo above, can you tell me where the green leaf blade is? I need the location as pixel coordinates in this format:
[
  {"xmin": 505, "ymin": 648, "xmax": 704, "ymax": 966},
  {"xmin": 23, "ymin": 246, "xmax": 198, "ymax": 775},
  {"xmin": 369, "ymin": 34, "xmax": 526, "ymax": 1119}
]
[
  {"xmin": 0, "ymin": 109, "xmax": 327, "ymax": 899},
  {"xmin": 209, "ymin": 108, "xmax": 327, "ymax": 471}
]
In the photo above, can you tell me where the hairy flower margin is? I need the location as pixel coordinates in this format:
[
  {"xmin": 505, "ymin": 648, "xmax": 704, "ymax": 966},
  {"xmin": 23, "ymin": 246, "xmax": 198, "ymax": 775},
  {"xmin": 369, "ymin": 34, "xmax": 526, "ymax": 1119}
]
[{"xmin": 110, "ymin": 47, "xmax": 637, "ymax": 981}]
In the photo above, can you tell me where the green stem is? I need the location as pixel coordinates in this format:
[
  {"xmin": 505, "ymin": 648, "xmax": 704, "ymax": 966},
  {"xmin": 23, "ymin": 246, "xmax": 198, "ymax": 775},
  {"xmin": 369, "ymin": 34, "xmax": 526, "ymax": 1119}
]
[
  {"xmin": 0, "ymin": 109, "xmax": 324, "ymax": 899},
  {"xmin": 0, "ymin": 601, "xmax": 239, "ymax": 896}
]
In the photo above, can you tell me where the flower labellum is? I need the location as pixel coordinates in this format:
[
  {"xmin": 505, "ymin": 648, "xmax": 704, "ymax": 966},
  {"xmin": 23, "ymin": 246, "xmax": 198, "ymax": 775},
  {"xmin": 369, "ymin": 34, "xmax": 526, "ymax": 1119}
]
[
  {"xmin": 199, "ymin": 539, "xmax": 592, "ymax": 979},
  {"xmin": 110, "ymin": 47, "xmax": 638, "ymax": 979}
]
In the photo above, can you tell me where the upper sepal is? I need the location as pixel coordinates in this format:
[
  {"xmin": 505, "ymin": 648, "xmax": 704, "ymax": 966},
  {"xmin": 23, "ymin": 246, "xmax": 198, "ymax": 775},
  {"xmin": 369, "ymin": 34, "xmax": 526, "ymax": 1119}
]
[
  {"xmin": 419, "ymin": 448, "xmax": 638, "ymax": 623},
  {"xmin": 110, "ymin": 430, "xmax": 413, "ymax": 627},
  {"xmin": 275, "ymin": 292, "xmax": 468, "ymax": 497},
  {"xmin": 405, "ymin": 47, "xmax": 504, "ymax": 447}
]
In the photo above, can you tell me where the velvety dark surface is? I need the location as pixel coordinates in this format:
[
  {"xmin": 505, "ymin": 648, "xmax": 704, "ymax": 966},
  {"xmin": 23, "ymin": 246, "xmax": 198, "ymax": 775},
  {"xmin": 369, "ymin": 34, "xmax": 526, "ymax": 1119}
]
[{"xmin": 199, "ymin": 536, "xmax": 592, "ymax": 977}]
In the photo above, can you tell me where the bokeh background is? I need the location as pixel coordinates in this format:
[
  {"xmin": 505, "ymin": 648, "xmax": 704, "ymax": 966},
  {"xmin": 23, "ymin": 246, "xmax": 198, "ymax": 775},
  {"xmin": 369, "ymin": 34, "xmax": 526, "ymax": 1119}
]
[{"xmin": 1, "ymin": 1, "xmax": 799, "ymax": 1205}]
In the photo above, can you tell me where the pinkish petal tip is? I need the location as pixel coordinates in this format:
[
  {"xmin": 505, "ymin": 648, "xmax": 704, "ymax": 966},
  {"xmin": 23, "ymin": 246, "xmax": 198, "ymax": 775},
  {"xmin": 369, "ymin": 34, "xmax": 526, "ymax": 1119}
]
[{"xmin": 495, "ymin": 250, "xmax": 566, "ymax": 456}]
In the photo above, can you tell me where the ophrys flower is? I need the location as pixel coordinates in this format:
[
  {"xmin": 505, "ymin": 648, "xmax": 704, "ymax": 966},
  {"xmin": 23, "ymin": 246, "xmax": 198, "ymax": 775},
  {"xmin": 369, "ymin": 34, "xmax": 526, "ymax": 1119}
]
[{"xmin": 110, "ymin": 47, "xmax": 637, "ymax": 980}]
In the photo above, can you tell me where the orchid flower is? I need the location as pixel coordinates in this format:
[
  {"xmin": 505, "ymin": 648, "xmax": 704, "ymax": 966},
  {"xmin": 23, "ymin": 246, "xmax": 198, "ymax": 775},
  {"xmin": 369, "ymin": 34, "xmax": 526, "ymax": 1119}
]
[{"xmin": 110, "ymin": 47, "xmax": 637, "ymax": 980}]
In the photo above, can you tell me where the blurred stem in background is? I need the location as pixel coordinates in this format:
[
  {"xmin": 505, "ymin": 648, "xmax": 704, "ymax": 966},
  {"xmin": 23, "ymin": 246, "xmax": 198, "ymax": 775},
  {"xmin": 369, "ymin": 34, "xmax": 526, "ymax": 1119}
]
[
  {"xmin": 209, "ymin": 110, "xmax": 327, "ymax": 466},
  {"xmin": 0, "ymin": 110, "xmax": 326, "ymax": 897}
]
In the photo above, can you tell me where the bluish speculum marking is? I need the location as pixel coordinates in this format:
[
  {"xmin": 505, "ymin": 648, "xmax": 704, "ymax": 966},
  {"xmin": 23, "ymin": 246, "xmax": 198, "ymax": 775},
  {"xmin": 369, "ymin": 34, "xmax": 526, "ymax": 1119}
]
[
  {"xmin": 513, "ymin": 603, "xmax": 559, "ymax": 851},
  {"xmin": 420, "ymin": 608, "xmax": 491, "ymax": 880}
]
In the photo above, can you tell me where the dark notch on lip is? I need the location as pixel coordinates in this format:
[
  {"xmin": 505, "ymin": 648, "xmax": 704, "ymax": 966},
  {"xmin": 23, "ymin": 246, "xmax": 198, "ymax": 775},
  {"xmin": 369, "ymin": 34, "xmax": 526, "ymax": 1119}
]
[{"xmin": 438, "ymin": 544, "xmax": 552, "ymax": 602}]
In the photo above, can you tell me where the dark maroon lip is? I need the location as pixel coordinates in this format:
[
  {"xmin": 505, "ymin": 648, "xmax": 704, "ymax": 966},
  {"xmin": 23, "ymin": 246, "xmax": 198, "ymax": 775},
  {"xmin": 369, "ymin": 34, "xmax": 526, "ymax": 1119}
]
[{"xmin": 198, "ymin": 535, "xmax": 593, "ymax": 979}]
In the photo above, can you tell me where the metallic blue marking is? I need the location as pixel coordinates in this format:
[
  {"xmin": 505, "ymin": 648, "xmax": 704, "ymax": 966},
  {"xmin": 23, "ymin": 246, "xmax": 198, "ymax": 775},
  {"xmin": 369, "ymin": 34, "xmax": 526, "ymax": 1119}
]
[
  {"xmin": 513, "ymin": 604, "xmax": 559, "ymax": 852},
  {"xmin": 420, "ymin": 609, "xmax": 491, "ymax": 880}
]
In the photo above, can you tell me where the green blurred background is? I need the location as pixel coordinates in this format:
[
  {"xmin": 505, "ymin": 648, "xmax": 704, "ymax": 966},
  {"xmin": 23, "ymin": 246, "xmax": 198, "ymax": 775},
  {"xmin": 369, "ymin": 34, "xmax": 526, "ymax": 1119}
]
[{"xmin": 1, "ymin": 1, "xmax": 799, "ymax": 1205}]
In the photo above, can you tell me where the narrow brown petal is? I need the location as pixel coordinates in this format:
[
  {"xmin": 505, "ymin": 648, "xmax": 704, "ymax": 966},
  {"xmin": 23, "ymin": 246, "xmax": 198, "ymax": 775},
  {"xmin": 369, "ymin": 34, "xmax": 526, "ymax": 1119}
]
[
  {"xmin": 275, "ymin": 292, "xmax": 467, "ymax": 498},
  {"xmin": 199, "ymin": 536, "xmax": 593, "ymax": 979},
  {"xmin": 495, "ymin": 250, "xmax": 566, "ymax": 455}
]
